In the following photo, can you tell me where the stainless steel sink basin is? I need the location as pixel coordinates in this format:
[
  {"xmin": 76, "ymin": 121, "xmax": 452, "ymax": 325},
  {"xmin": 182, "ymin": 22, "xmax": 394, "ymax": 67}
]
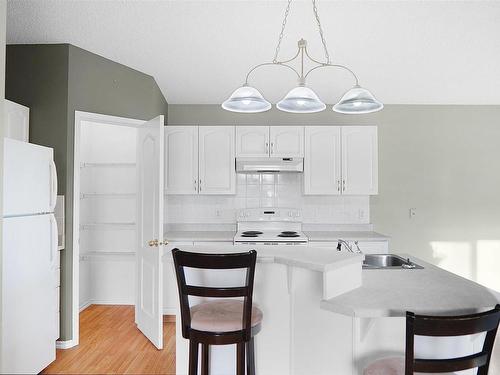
[{"xmin": 363, "ymin": 254, "xmax": 424, "ymax": 269}]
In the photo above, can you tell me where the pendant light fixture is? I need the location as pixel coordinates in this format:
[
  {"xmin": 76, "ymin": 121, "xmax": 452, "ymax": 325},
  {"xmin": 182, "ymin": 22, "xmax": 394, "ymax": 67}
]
[{"xmin": 222, "ymin": 0, "xmax": 383, "ymax": 115}]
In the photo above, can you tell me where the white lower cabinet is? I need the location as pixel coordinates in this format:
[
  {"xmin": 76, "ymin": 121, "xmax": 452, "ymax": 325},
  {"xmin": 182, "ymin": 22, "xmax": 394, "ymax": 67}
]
[{"xmin": 193, "ymin": 241, "xmax": 233, "ymax": 246}]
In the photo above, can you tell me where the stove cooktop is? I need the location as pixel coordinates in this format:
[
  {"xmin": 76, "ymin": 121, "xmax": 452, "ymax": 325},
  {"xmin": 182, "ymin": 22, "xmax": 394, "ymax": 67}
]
[{"xmin": 234, "ymin": 230, "xmax": 308, "ymax": 244}]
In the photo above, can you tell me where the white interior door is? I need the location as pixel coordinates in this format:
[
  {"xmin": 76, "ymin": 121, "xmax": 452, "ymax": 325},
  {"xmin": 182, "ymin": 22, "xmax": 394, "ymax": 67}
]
[{"xmin": 136, "ymin": 115, "xmax": 165, "ymax": 349}]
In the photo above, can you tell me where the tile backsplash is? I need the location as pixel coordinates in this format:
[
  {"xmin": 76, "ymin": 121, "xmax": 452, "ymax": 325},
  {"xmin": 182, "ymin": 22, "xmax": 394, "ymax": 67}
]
[{"xmin": 166, "ymin": 173, "xmax": 370, "ymax": 224}]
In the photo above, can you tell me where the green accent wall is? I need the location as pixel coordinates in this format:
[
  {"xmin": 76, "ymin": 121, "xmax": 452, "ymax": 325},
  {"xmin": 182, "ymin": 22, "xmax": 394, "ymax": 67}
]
[{"xmin": 6, "ymin": 44, "xmax": 168, "ymax": 341}]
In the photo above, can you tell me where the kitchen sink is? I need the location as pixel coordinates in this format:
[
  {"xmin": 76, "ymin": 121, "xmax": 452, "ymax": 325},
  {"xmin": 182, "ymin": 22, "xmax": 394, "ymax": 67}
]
[{"xmin": 363, "ymin": 254, "xmax": 424, "ymax": 269}]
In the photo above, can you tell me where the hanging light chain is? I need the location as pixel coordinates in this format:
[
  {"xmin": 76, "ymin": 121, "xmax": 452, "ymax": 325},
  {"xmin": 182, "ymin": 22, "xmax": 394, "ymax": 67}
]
[
  {"xmin": 273, "ymin": 0, "xmax": 293, "ymax": 63},
  {"xmin": 312, "ymin": 0, "xmax": 331, "ymax": 64}
]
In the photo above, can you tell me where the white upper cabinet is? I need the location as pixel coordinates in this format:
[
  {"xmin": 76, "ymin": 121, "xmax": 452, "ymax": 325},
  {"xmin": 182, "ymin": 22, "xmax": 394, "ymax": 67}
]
[
  {"xmin": 198, "ymin": 126, "xmax": 236, "ymax": 195},
  {"xmin": 236, "ymin": 126, "xmax": 269, "ymax": 157},
  {"xmin": 304, "ymin": 127, "xmax": 342, "ymax": 195},
  {"xmin": 269, "ymin": 126, "xmax": 304, "ymax": 157},
  {"xmin": 304, "ymin": 126, "xmax": 378, "ymax": 195},
  {"xmin": 165, "ymin": 126, "xmax": 198, "ymax": 194},
  {"xmin": 341, "ymin": 126, "xmax": 378, "ymax": 195},
  {"xmin": 5, "ymin": 99, "xmax": 29, "ymax": 142}
]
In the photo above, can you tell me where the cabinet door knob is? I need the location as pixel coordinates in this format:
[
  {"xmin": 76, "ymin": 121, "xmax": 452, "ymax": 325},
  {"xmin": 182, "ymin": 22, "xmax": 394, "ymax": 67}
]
[
  {"xmin": 194, "ymin": 179, "xmax": 197, "ymax": 192},
  {"xmin": 270, "ymin": 142, "xmax": 274, "ymax": 154},
  {"xmin": 337, "ymin": 180, "xmax": 341, "ymax": 192},
  {"xmin": 342, "ymin": 179, "xmax": 346, "ymax": 191},
  {"xmin": 265, "ymin": 141, "xmax": 269, "ymax": 154}
]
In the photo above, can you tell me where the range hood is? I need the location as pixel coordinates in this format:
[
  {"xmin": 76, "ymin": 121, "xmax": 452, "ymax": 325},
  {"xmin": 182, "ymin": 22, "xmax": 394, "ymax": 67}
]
[{"xmin": 236, "ymin": 157, "xmax": 304, "ymax": 173}]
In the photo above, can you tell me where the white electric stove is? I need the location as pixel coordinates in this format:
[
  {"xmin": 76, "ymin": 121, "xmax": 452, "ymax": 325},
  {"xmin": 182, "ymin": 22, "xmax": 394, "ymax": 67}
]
[{"xmin": 234, "ymin": 208, "xmax": 308, "ymax": 245}]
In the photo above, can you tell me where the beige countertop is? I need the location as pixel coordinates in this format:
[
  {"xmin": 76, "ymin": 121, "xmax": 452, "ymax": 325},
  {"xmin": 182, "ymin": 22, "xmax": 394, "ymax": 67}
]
[
  {"xmin": 320, "ymin": 256, "xmax": 500, "ymax": 317},
  {"xmin": 165, "ymin": 230, "xmax": 389, "ymax": 243}
]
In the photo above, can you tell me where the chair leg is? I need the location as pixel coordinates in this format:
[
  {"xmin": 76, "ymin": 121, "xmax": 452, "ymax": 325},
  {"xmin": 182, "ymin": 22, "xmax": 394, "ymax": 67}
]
[
  {"xmin": 189, "ymin": 340, "xmax": 199, "ymax": 375},
  {"xmin": 246, "ymin": 338, "xmax": 256, "ymax": 375},
  {"xmin": 201, "ymin": 343, "xmax": 210, "ymax": 375},
  {"xmin": 236, "ymin": 342, "xmax": 245, "ymax": 375}
]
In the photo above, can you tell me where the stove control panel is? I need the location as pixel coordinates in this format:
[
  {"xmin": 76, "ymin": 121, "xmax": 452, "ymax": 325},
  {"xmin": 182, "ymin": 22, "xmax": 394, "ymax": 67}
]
[{"xmin": 237, "ymin": 208, "xmax": 302, "ymax": 222}]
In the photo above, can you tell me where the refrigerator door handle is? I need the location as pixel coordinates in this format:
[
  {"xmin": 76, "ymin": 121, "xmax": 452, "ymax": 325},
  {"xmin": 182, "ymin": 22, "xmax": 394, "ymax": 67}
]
[
  {"xmin": 49, "ymin": 160, "xmax": 58, "ymax": 212},
  {"xmin": 49, "ymin": 214, "xmax": 58, "ymax": 269}
]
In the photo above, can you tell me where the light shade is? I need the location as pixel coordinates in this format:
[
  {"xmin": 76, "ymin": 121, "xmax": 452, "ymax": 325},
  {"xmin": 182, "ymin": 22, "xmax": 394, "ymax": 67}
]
[
  {"xmin": 222, "ymin": 85, "xmax": 271, "ymax": 113},
  {"xmin": 276, "ymin": 86, "xmax": 326, "ymax": 113},
  {"xmin": 333, "ymin": 86, "xmax": 383, "ymax": 114}
]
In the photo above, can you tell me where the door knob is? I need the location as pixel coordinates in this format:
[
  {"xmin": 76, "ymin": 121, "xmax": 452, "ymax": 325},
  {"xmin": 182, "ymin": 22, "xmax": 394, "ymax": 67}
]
[{"xmin": 148, "ymin": 239, "xmax": 159, "ymax": 247}]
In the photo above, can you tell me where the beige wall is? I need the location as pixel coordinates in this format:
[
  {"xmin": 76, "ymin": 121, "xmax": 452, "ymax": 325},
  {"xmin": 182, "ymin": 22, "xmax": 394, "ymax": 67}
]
[{"xmin": 169, "ymin": 104, "xmax": 500, "ymax": 291}]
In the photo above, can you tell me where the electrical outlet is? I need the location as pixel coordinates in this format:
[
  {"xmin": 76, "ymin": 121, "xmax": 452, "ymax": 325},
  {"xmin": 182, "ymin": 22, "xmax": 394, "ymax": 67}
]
[{"xmin": 409, "ymin": 208, "xmax": 417, "ymax": 219}]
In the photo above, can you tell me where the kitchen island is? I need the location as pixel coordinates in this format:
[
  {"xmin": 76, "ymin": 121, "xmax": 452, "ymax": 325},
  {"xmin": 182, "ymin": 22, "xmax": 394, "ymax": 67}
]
[{"xmin": 164, "ymin": 245, "xmax": 499, "ymax": 375}]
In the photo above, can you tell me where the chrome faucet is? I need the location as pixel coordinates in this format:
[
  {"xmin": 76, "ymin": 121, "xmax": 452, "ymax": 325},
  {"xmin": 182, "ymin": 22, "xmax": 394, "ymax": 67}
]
[{"xmin": 337, "ymin": 239, "xmax": 363, "ymax": 254}]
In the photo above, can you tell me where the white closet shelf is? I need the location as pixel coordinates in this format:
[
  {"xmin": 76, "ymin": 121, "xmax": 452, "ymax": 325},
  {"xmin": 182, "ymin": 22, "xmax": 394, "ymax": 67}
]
[
  {"xmin": 80, "ymin": 193, "xmax": 136, "ymax": 199},
  {"xmin": 80, "ymin": 162, "xmax": 136, "ymax": 168},
  {"xmin": 80, "ymin": 222, "xmax": 136, "ymax": 230},
  {"xmin": 80, "ymin": 251, "xmax": 136, "ymax": 261}
]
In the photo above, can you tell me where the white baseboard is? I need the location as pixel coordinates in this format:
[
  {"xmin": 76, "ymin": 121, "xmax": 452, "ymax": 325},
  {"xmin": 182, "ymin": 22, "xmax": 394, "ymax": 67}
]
[
  {"xmin": 91, "ymin": 299, "xmax": 134, "ymax": 305},
  {"xmin": 56, "ymin": 339, "xmax": 77, "ymax": 349},
  {"xmin": 79, "ymin": 300, "xmax": 92, "ymax": 312},
  {"xmin": 163, "ymin": 308, "xmax": 177, "ymax": 315}
]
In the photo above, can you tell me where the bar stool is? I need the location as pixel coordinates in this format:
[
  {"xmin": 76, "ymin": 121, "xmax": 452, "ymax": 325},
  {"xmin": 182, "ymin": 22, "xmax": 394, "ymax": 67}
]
[
  {"xmin": 363, "ymin": 304, "xmax": 500, "ymax": 375},
  {"xmin": 172, "ymin": 249, "xmax": 262, "ymax": 375}
]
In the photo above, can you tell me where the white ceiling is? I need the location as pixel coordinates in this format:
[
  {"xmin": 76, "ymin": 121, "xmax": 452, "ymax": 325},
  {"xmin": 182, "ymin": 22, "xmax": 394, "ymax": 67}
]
[{"xmin": 6, "ymin": 0, "xmax": 500, "ymax": 105}]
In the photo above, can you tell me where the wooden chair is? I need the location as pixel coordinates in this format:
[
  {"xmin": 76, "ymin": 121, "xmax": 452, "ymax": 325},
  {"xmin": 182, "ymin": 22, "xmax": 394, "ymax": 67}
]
[
  {"xmin": 364, "ymin": 304, "xmax": 500, "ymax": 375},
  {"xmin": 172, "ymin": 248, "xmax": 262, "ymax": 375}
]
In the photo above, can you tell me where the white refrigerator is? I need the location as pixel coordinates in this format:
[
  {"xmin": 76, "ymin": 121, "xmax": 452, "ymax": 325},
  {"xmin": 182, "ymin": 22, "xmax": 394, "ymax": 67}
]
[{"xmin": 2, "ymin": 138, "xmax": 58, "ymax": 374}]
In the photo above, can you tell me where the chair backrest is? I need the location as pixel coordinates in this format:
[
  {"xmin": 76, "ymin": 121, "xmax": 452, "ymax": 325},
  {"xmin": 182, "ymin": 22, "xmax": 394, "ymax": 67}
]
[
  {"xmin": 172, "ymin": 248, "xmax": 257, "ymax": 340},
  {"xmin": 405, "ymin": 304, "xmax": 500, "ymax": 374}
]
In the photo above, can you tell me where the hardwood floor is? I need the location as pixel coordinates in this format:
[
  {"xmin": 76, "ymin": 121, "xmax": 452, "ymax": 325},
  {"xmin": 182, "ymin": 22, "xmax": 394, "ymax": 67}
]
[{"xmin": 43, "ymin": 305, "xmax": 176, "ymax": 374}]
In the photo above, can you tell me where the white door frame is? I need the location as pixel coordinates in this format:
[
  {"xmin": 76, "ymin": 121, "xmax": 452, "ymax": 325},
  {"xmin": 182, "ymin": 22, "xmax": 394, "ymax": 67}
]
[{"xmin": 68, "ymin": 111, "xmax": 145, "ymax": 349}]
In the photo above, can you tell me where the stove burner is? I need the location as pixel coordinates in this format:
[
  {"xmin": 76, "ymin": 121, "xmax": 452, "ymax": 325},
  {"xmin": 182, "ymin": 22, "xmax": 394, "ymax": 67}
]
[
  {"xmin": 241, "ymin": 234, "xmax": 259, "ymax": 238},
  {"xmin": 280, "ymin": 231, "xmax": 298, "ymax": 235},
  {"xmin": 242, "ymin": 231, "xmax": 263, "ymax": 235},
  {"xmin": 278, "ymin": 232, "xmax": 300, "ymax": 238}
]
